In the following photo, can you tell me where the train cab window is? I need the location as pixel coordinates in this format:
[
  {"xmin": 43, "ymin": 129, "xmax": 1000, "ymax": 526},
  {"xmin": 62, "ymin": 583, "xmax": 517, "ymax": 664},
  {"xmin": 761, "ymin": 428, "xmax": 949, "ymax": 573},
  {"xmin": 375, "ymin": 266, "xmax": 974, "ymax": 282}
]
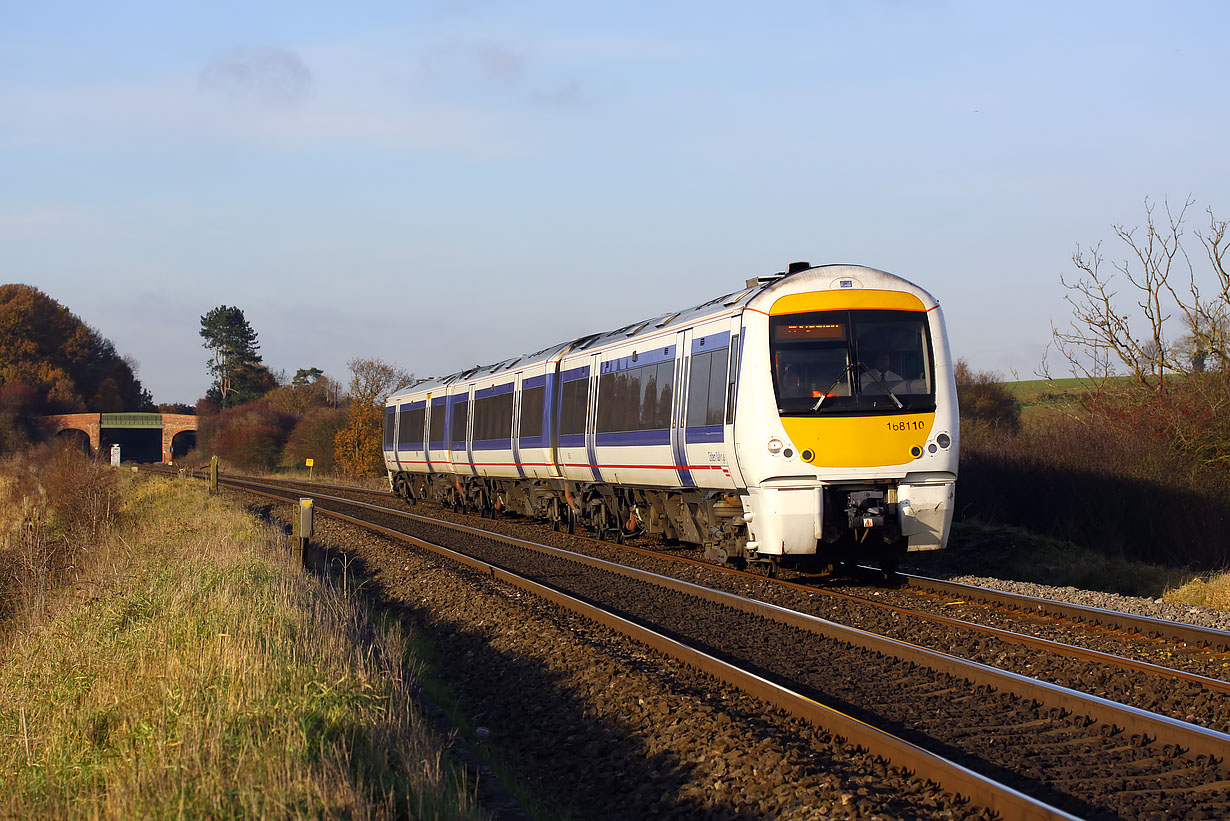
[
  {"xmin": 383, "ymin": 408, "xmax": 396, "ymax": 449},
  {"xmin": 770, "ymin": 310, "xmax": 935, "ymax": 415}
]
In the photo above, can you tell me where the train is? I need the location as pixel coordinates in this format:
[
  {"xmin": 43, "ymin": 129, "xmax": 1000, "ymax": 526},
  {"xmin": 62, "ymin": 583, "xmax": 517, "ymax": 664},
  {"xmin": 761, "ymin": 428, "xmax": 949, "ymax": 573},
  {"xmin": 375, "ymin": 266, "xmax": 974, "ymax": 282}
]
[{"xmin": 383, "ymin": 262, "xmax": 958, "ymax": 575}]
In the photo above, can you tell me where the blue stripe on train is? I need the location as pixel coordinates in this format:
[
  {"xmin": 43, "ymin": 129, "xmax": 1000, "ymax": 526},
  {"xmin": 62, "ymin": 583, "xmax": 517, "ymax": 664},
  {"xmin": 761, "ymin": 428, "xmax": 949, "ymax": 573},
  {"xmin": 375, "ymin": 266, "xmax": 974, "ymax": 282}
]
[{"xmin": 684, "ymin": 425, "xmax": 724, "ymax": 443}]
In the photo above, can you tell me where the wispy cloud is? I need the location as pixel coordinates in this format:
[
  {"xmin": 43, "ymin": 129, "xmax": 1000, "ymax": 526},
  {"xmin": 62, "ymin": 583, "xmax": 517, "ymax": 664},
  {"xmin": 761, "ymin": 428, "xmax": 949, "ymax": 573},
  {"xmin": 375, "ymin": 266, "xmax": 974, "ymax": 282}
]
[{"xmin": 198, "ymin": 46, "xmax": 313, "ymax": 107}]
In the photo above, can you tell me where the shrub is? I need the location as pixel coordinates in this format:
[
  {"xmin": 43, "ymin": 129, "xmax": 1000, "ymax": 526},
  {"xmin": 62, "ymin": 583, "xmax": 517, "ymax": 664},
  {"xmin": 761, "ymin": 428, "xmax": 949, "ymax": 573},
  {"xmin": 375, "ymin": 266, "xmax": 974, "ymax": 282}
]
[
  {"xmin": 282, "ymin": 408, "xmax": 346, "ymax": 472},
  {"xmin": 957, "ymin": 407, "xmax": 1230, "ymax": 568},
  {"xmin": 199, "ymin": 402, "xmax": 296, "ymax": 472},
  {"xmin": 954, "ymin": 359, "xmax": 1021, "ymax": 433},
  {"xmin": 0, "ymin": 383, "xmax": 40, "ymax": 456}
]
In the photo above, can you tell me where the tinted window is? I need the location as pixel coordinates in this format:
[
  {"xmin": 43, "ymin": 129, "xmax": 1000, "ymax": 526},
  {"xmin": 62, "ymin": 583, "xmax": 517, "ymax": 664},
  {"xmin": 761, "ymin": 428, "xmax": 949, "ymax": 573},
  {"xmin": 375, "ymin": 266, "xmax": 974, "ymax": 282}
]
[
  {"xmin": 429, "ymin": 403, "xmax": 445, "ymax": 447},
  {"xmin": 520, "ymin": 385, "xmax": 545, "ymax": 439},
  {"xmin": 687, "ymin": 348, "xmax": 729, "ymax": 427},
  {"xmin": 451, "ymin": 399, "xmax": 469, "ymax": 446},
  {"xmin": 560, "ymin": 377, "xmax": 588, "ymax": 436},
  {"xmin": 473, "ymin": 392, "xmax": 513, "ymax": 441},
  {"xmin": 398, "ymin": 406, "xmax": 425, "ymax": 448},
  {"xmin": 597, "ymin": 359, "xmax": 676, "ymax": 432},
  {"xmin": 725, "ymin": 334, "xmax": 740, "ymax": 425},
  {"xmin": 383, "ymin": 408, "xmax": 395, "ymax": 448}
]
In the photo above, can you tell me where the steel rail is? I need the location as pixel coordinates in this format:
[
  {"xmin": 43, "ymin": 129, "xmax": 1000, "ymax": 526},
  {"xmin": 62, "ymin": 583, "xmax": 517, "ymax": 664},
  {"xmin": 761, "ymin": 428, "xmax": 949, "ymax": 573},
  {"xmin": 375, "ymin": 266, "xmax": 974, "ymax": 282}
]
[
  {"xmin": 216, "ymin": 472, "xmax": 1230, "ymax": 696},
  {"xmin": 215, "ymin": 469, "xmax": 1230, "ymax": 656},
  {"xmin": 898, "ymin": 572, "xmax": 1230, "ymax": 652},
  {"xmin": 221, "ymin": 475, "xmax": 1230, "ymax": 763},
  {"xmin": 223, "ymin": 476, "xmax": 1075, "ymax": 821}
]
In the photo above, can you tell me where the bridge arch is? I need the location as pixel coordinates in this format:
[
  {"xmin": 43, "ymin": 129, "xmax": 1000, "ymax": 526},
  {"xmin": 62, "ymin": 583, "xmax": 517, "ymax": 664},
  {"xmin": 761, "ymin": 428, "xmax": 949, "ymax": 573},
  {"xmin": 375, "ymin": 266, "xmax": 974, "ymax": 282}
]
[
  {"xmin": 35, "ymin": 413, "xmax": 198, "ymax": 463},
  {"xmin": 37, "ymin": 413, "xmax": 101, "ymax": 456}
]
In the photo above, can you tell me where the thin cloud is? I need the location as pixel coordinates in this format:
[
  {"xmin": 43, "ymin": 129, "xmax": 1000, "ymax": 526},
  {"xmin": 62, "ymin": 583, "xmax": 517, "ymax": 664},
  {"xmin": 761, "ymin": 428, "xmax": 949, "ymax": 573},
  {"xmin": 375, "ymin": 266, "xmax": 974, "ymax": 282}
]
[
  {"xmin": 198, "ymin": 46, "xmax": 312, "ymax": 107},
  {"xmin": 422, "ymin": 40, "xmax": 525, "ymax": 83}
]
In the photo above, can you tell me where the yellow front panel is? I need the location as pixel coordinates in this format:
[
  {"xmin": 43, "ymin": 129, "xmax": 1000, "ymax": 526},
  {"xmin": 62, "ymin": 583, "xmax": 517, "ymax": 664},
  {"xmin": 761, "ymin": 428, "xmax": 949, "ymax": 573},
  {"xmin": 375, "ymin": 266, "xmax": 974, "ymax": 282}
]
[
  {"xmin": 782, "ymin": 413, "xmax": 935, "ymax": 468},
  {"xmin": 771, "ymin": 289, "xmax": 926, "ymax": 315}
]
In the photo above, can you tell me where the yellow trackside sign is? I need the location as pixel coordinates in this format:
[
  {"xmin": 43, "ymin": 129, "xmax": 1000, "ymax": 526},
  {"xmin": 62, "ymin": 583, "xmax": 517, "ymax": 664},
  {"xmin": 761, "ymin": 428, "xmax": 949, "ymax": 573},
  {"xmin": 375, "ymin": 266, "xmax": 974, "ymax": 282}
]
[{"xmin": 305, "ymin": 458, "xmax": 314, "ymax": 467}]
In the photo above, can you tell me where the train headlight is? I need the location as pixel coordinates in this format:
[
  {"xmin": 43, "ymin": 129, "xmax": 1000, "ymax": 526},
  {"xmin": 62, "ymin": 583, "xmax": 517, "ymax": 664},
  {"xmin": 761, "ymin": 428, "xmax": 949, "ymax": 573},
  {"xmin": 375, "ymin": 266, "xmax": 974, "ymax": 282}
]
[
  {"xmin": 767, "ymin": 437, "xmax": 784, "ymax": 454},
  {"xmin": 936, "ymin": 433, "xmax": 951, "ymax": 449}
]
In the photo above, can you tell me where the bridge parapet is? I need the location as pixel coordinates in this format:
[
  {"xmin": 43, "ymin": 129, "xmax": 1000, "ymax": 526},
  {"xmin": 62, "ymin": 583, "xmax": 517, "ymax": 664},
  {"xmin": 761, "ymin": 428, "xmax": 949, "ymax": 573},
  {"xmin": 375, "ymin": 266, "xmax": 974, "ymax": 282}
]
[{"xmin": 35, "ymin": 413, "xmax": 198, "ymax": 461}]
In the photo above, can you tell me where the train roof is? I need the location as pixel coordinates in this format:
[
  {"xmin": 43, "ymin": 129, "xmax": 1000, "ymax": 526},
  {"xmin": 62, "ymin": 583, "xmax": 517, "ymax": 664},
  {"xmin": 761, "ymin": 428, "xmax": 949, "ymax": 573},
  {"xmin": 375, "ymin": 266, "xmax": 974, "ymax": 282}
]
[{"xmin": 387, "ymin": 262, "xmax": 929, "ymax": 400}]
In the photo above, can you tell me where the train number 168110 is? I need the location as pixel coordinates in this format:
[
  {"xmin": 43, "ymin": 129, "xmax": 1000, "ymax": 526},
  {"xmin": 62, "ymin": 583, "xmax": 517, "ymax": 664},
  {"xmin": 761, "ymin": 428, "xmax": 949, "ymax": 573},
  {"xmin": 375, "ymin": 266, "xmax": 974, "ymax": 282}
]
[{"xmin": 886, "ymin": 420, "xmax": 925, "ymax": 432}]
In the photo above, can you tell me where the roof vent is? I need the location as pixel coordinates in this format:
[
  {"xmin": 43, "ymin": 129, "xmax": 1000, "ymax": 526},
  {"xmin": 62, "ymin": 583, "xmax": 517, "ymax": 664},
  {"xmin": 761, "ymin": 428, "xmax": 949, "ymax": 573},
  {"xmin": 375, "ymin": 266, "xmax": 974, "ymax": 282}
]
[{"xmin": 786, "ymin": 261, "xmax": 811, "ymax": 275}]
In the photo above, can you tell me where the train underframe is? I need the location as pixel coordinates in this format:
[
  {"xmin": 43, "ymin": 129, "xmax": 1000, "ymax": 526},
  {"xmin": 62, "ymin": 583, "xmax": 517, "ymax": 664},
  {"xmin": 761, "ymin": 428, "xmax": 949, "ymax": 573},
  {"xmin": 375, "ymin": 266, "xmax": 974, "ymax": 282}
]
[{"xmin": 388, "ymin": 470, "xmax": 909, "ymax": 577}]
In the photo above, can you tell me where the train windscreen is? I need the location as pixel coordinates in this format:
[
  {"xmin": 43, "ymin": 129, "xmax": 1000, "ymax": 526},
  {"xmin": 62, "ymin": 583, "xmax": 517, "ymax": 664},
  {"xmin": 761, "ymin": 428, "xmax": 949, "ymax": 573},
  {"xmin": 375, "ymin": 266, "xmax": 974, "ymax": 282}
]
[{"xmin": 770, "ymin": 309, "xmax": 935, "ymax": 415}]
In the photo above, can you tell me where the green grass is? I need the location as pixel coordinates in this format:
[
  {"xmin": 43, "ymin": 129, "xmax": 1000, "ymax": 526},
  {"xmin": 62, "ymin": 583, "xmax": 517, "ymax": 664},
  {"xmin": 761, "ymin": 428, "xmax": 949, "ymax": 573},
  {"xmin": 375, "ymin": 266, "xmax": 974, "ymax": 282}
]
[{"xmin": 0, "ymin": 472, "xmax": 482, "ymax": 819}]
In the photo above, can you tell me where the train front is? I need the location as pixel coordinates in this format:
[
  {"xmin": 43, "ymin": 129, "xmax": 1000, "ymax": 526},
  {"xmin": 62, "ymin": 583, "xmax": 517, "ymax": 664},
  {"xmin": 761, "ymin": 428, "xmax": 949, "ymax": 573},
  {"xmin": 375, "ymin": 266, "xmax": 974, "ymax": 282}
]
[{"xmin": 734, "ymin": 264, "xmax": 959, "ymax": 571}]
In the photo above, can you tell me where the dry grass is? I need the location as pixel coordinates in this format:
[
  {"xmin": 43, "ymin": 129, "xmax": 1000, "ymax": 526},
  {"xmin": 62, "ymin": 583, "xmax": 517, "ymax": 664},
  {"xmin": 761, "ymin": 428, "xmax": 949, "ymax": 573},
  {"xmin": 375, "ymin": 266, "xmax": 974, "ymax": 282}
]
[
  {"xmin": 0, "ymin": 472, "xmax": 483, "ymax": 819},
  {"xmin": 1164, "ymin": 571, "xmax": 1230, "ymax": 609}
]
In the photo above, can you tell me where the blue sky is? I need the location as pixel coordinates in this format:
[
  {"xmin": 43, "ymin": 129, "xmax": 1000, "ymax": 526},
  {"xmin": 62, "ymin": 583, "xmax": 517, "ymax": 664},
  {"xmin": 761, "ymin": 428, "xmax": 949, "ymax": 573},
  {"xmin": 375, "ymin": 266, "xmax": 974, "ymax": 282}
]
[{"xmin": 3, "ymin": 1, "xmax": 1228, "ymax": 403}]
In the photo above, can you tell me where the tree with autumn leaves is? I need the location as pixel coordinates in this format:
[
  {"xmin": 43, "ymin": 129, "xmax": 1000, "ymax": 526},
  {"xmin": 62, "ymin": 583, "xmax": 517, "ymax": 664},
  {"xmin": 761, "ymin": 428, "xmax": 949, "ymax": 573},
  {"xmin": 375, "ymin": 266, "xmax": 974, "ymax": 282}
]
[
  {"xmin": 0, "ymin": 284, "xmax": 153, "ymax": 416},
  {"xmin": 333, "ymin": 358, "xmax": 411, "ymax": 476}
]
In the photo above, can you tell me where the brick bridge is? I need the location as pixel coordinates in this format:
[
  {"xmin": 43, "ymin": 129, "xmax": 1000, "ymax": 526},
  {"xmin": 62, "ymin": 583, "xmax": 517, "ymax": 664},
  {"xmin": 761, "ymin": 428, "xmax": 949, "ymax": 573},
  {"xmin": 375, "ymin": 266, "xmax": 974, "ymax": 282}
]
[{"xmin": 36, "ymin": 413, "xmax": 197, "ymax": 463}]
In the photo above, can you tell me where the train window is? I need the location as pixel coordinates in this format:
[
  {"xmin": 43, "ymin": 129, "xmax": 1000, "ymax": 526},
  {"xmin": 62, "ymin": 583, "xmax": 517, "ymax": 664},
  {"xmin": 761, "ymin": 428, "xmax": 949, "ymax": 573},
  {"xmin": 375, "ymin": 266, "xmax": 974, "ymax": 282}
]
[
  {"xmin": 429, "ymin": 403, "xmax": 445, "ymax": 448},
  {"xmin": 383, "ymin": 408, "xmax": 396, "ymax": 449},
  {"xmin": 519, "ymin": 385, "xmax": 545, "ymax": 439},
  {"xmin": 654, "ymin": 362, "xmax": 674, "ymax": 429},
  {"xmin": 597, "ymin": 359, "xmax": 677, "ymax": 433},
  {"xmin": 451, "ymin": 399, "xmax": 469, "ymax": 446},
  {"xmin": 725, "ymin": 334, "xmax": 740, "ymax": 425},
  {"xmin": 560, "ymin": 377, "xmax": 589, "ymax": 436},
  {"xmin": 473, "ymin": 392, "xmax": 513, "ymax": 442},
  {"xmin": 687, "ymin": 349, "xmax": 730, "ymax": 428},
  {"xmin": 706, "ymin": 349, "xmax": 727, "ymax": 425},
  {"xmin": 398, "ymin": 406, "xmax": 425, "ymax": 448},
  {"xmin": 770, "ymin": 310, "xmax": 935, "ymax": 415}
]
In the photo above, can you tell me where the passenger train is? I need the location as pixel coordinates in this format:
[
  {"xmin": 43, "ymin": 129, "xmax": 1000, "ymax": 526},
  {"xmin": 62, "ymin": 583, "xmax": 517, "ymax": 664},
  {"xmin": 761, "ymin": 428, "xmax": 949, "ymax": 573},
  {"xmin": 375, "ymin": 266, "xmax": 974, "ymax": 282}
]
[{"xmin": 383, "ymin": 262, "xmax": 958, "ymax": 574}]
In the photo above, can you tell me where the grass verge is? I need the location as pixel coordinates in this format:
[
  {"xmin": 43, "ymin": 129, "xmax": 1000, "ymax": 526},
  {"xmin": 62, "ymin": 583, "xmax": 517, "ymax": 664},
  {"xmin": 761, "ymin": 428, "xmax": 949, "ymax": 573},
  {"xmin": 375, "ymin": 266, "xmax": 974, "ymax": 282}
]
[
  {"xmin": 908, "ymin": 520, "xmax": 1193, "ymax": 598},
  {"xmin": 0, "ymin": 472, "xmax": 482, "ymax": 819}
]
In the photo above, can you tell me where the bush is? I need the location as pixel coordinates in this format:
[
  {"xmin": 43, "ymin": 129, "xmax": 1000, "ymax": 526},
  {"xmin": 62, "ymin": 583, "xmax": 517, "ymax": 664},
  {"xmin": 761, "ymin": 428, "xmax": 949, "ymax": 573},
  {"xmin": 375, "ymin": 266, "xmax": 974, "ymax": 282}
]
[
  {"xmin": 282, "ymin": 408, "xmax": 346, "ymax": 472},
  {"xmin": 1, "ymin": 443, "xmax": 118, "ymax": 625},
  {"xmin": 0, "ymin": 384, "xmax": 40, "ymax": 456},
  {"xmin": 198, "ymin": 402, "xmax": 296, "ymax": 472},
  {"xmin": 957, "ymin": 408, "xmax": 1230, "ymax": 568},
  {"xmin": 954, "ymin": 359, "xmax": 1021, "ymax": 433}
]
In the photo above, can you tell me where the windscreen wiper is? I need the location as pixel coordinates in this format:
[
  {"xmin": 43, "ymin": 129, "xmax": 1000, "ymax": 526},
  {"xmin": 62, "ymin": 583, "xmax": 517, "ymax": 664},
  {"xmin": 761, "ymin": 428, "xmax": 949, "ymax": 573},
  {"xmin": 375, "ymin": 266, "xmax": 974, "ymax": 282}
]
[
  {"xmin": 856, "ymin": 361, "xmax": 904, "ymax": 409},
  {"xmin": 812, "ymin": 363, "xmax": 856, "ymax": 411}
]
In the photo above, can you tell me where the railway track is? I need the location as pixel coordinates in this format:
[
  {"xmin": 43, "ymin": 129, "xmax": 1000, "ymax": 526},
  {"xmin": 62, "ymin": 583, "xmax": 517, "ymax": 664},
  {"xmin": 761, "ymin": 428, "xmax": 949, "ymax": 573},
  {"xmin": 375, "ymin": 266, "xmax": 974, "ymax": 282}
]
[
  {"xmin": 197, "ymin": 470, "xmax": 1230, "ymax": 690},
  {"xmin": 153, "ymin": 467, "xmax": 1230, "ymax": 818}
]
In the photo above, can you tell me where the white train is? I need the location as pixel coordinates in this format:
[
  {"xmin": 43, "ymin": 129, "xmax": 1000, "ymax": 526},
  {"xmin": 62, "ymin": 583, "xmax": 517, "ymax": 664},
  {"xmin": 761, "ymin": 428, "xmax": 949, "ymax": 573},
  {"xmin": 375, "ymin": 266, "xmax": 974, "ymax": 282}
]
[{"xmin": 383, "ymin": 262, "xmax": 958, "ymax": 574}]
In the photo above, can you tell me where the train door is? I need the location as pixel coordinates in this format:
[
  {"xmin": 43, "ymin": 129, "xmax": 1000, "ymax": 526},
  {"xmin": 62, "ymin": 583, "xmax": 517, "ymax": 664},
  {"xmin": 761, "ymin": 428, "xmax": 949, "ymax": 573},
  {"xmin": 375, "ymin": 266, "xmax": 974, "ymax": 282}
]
[
  {"xmin": 670, "ymin": 328, "xmax": 696, "ymax": 487},
  {"xmin": 548, "ymin": 359, "xmax": 563, "ymax": 477},
  {"xmin": 584, "ymin": 352, "xmax": 602, "ymax": 482}
]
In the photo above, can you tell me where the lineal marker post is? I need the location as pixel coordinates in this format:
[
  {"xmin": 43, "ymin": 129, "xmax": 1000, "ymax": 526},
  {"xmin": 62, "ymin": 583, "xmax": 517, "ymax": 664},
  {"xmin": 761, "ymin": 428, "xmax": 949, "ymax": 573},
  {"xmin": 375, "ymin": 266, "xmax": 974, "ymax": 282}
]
[
  {"xmin": 306, "ymin": 457, "xmax": 314, "ymax": 481},
  {"xmin": 210, "ymin": 456, "xmax": 219, "ymax": 494},
  {"xmin": 293, "ymin": 498, "xmax": 314, "ymax": 567}
]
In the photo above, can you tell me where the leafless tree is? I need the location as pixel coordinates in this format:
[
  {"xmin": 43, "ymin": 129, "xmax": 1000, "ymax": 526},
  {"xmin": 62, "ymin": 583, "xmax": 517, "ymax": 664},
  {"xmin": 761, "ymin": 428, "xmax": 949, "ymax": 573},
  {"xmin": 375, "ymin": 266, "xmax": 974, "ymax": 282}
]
[{"xmin": 1051, "ymin": 197, "xmax": 1230, "ymax": 391}]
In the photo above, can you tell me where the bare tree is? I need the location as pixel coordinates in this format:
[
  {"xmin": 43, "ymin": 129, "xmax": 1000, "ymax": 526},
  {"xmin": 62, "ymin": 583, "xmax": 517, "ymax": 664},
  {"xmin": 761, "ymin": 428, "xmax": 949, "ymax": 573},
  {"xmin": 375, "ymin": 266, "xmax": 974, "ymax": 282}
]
[{"xmin": 1051, "ymin": 197, "xmax": 1230, "ymax": 391}]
